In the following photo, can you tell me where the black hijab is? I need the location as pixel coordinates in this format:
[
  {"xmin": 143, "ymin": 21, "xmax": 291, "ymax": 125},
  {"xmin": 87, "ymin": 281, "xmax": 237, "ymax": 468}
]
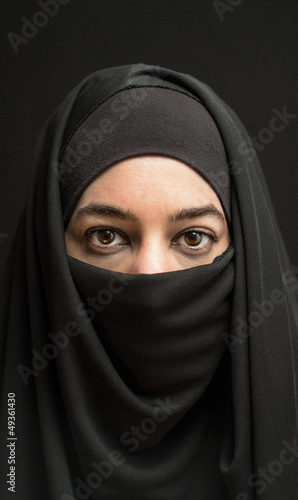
[{"xmin": 0, "ymin": 63, "xmax": 297, "ymax": 500}]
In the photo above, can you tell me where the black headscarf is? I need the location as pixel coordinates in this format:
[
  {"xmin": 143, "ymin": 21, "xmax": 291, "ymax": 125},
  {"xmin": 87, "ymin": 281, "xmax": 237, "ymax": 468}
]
[
  {"xmin": 59, "ymin": 86, "xmax": 231, "ymax": 227},
  {"xmin": 0, "ymin": 63, "xmax": 297, "ymax": 500}
]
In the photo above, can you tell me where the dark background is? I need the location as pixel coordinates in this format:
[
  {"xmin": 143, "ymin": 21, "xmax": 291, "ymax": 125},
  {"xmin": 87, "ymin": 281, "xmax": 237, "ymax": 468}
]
[{"xmin": 1, "ymin": 0, "xmax": 297, "ymax": 261}]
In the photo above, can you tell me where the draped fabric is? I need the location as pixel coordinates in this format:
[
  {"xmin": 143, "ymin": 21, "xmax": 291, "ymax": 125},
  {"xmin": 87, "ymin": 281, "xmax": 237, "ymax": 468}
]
[
  {"xmin": 0, "ymin": 63, "xmax": 297, "ymax": 500},
  {"xmin": 67, "ymin": 246, "xmax": 234, "ymax": 433}
]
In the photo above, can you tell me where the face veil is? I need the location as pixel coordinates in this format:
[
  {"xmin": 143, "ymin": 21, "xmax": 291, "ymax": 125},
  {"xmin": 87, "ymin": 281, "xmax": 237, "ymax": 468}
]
[{"xmin": 0, "ymin": 63, "xmax": 297, "ymax": 500}]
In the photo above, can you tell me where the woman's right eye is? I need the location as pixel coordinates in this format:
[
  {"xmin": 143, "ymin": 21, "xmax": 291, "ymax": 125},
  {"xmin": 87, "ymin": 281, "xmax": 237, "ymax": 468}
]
[{"xmin": 85, "ymin": 229, "xmax": 128, "ymax": 247}]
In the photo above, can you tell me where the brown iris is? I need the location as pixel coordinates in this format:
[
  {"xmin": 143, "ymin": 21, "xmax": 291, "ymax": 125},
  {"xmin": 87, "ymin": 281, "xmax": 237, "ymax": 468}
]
[
  {"xmin": 184, "ymin": 231, "xmax": 202, "ymax": 246},
  {"xmin": 97, "ymin": 230, "xmax": 115, "ymax": 244}
]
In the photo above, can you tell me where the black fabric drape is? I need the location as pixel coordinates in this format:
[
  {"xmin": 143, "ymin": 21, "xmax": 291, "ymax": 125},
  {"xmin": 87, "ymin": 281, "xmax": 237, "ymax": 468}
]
[{"xmin": 0, "ymin": 63, "xmax": 297, "ymax": 500}]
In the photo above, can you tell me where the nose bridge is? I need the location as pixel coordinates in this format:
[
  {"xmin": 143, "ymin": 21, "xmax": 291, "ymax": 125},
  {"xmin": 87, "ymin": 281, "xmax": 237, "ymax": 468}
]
[{"xmin": 133, "ymin": 237, "xmax": 171, "ymax": 274}]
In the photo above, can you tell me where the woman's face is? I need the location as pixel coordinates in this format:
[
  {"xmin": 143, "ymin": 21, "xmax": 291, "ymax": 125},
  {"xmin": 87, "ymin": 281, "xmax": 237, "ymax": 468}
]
[{"xmin": 65, "ymin": 156, "xmax": 231, "ymax": 274}]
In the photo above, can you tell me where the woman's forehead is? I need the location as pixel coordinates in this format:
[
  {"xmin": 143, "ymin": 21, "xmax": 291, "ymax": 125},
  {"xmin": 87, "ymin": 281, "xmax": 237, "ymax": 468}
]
[{"xmin": 76, "ymin": 156, "xmax": 224, "ymax": 213}]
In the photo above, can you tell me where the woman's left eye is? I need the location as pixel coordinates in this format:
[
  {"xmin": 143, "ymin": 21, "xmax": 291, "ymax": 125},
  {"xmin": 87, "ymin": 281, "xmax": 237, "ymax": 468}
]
[
  {"xmin": 174, "ymin": 230, "xmax": 215, "ymax": 250},
  {"xmin": 85, "ymin": 229, "xmax": 127, "ymax": 247}
]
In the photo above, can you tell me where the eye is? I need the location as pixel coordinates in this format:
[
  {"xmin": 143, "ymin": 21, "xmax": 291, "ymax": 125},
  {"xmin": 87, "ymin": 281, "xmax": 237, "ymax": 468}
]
[
  {"xmin": 173, "ymin": 230, "xmax": 215, "ymax": 252},
  {"xmin": 84, "ymin": 228, "xmax": 127, "ymax": 248}
]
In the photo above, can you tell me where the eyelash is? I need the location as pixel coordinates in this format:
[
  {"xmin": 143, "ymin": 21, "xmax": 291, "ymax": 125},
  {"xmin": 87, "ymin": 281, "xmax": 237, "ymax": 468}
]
[{"xmin": 83, "ymin": 226, "xmax": 218, "ymax": 256}]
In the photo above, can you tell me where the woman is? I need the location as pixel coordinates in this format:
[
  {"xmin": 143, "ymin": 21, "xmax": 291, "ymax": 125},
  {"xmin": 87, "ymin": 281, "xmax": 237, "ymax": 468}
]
[{"xmin": 0, "ymin": 63, "xmax": 297, "ymax": 499}]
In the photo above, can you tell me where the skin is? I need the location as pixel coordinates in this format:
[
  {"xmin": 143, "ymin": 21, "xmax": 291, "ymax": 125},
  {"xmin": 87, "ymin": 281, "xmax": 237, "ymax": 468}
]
[{"xmin": 65, "ymin": 156, "xmax": 231, "ymax": 274}]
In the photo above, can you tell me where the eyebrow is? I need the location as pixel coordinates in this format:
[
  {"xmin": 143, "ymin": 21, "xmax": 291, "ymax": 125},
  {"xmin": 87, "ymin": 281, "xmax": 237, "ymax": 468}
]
[{"xmin": 73, "ymin": 203, "xmax": 226, "ymax": 225}]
